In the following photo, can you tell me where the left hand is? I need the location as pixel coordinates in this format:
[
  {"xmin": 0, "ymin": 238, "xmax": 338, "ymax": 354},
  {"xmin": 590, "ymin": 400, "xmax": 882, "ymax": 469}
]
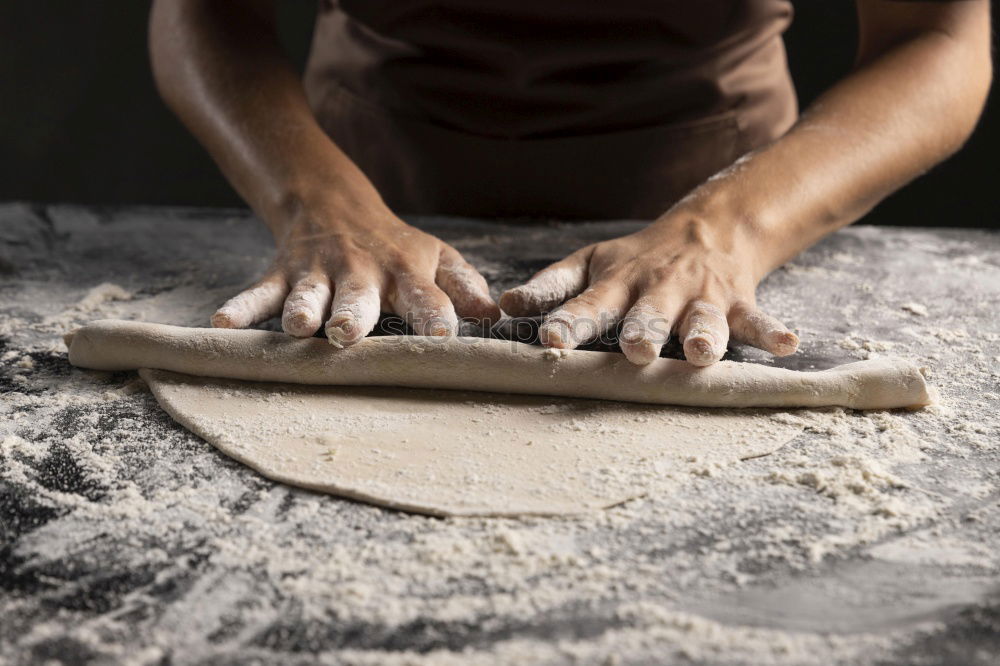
[{"xmin": 499, "ymin": 209, "xmax": 799, "ymax": 366}]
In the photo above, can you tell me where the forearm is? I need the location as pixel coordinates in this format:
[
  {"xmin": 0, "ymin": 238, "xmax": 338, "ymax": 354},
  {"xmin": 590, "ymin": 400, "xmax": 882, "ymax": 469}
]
[
  {"xmin": 149, "ymin": 0, "xmax": 381, "ymax": 230},
  {"xmin": 672, "ymin": 3, "xmax": 991, "ymax": 279}
]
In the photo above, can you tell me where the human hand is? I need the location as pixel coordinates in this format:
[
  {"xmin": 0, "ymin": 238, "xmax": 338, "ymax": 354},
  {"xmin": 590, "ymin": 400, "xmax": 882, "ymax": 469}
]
[
  {"xmin": 499, "ymin": 210, "xmax": 798, "ymax": 366},
  {"xmin": 211, "ymin": 194, "xmax": 500, "ymax": 346}
]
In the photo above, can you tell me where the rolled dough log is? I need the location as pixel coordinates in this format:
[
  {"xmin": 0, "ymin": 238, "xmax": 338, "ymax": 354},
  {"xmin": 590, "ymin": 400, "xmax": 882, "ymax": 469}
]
[{"xmin": 66, "ymin": 320, "xmax": 931, "ymax": 410}]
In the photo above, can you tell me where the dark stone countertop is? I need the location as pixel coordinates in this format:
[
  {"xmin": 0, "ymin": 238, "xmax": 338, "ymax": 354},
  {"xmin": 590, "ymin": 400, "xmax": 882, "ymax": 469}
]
[{"xmin": 2, "ymin": 203, "xmax": 999, "ymax": 665}]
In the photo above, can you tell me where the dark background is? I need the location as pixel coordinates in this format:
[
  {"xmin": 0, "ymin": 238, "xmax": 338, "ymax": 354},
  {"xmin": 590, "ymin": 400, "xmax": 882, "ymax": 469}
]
[{"xmin": 1, "ymin": 2, "xmax": 996, "ymax": 226}]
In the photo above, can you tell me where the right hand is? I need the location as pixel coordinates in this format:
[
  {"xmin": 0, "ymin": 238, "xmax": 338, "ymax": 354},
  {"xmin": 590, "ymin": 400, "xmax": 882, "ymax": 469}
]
[{"xmin": 211, "ymin": 194, "xmax": 500, "ymax": 346}]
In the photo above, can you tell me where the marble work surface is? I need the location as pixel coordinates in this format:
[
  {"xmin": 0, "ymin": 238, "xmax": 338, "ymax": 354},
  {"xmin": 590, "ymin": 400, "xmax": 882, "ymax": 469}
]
[{"xmin": 1, "ymin": 203, "xmax": 999, "ymax": 665}]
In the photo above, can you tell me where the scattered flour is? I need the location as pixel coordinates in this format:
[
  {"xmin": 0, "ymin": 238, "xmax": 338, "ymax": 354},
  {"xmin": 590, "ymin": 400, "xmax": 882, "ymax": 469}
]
[
  {"xmin": 2, "ymin": 207, "xmax": 999, "ymax": 664},
  {"xmin": 74, "ymin": 282, "xmax": 132, "ymax": 313},
  {"xmin": 837, "ymin": 335, "xmax": 896, "ymax": 359},
  {"xmin": 901, "ymin": 302, "xmax": 929, "ymax": 317}
]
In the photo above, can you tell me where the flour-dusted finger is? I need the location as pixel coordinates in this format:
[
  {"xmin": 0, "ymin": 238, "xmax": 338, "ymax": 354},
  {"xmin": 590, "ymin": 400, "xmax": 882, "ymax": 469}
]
[
  {"xmin": 678, "ymin": 300, "xmax": 730, "ymax": 367},
  {"xmin": 436, "ymin": 246, "xmax": 501, "ymax": 325},
  {"xmin": 211, "ymin": 272, "xmax": 288, "ymax": 329},
  {"xmin": 728, "ymin": 303, "xmax": 799, "ymax": 356},
  {"xmin": 325, "ymin": 279, "xmax": 382, "ymax": 348},
  {"xmin": 391, "ymin": 275, "xmax": 459, "ymax": 337},
  {"xmin": 281, "ymin": 274, "xmax": 332, "ymax": 338},
  {"xmin": 498, "ymin": 246, "xmax": 593, "ymax": 317},
  {"xmin": 538, "ymin": 281, "xmax": 630, "ymax": 350},
  {"xmin": 619, "ymin": 295, "xmax": 677, "ymax": 365}
]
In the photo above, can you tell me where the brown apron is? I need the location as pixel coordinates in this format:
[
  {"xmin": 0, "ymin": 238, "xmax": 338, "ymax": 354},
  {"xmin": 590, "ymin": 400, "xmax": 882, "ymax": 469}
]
[{"xmin": 304, "ymin": 0, "xmax": 797, "ymax": 219}]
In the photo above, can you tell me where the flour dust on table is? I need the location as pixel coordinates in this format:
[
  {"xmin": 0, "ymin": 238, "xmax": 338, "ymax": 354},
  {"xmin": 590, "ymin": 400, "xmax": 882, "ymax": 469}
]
[{"xmin": 6, "ymin": 205, "xmax": 998, "ymax": 664}]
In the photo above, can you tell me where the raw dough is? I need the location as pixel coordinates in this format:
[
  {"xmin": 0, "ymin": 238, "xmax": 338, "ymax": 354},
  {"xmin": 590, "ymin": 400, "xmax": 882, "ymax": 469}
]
[
  {"xmin": 62, "ymin": 320, "xmax": 931, "ymax": 516},
  {"xmin": 139, "ymin": 368, "xmax": 806, "ymax": 516},
  {"xmin": 66, "ymin": 320, "xmax": 931, "ymax": 409}
]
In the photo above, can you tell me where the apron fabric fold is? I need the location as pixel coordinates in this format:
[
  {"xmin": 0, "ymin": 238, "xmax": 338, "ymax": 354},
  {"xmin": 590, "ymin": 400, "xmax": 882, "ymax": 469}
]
[{"xmin": 305, "ymin": 0, "xmax": 798, "ymax": 219}]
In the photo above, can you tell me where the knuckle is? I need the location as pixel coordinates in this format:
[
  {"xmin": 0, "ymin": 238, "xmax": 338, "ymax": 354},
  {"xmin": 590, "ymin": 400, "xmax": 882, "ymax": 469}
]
[
  {"xmin": 336, "ymin": 267, "xmax": 379, "ymax": 294},
  {"xmin": 384, "ymin": 250, "xmax": 413, "ymax": 274},
  {"xmin": 403, "ymin": 280, "xmax": 444, "ymax": 305},
  {"xmin": 334, "ymin": 254, "xmax": 368, "ymax": 278},
  {"xmin": 438, "ymin": 260, "xmax": 480, "ymax": 287},
  {"xmin": 257, "ymin": 269, "xmax": 287, "ymax": 289},
  {"xmin": 569, "ymin": 287, "xmax": 607, "ymax": 310},
  {"xmin": 286, "ymin": 268, "xmax": 319, "ymax": 286},
  {"xmin": 543, "ymin": 308, "xmax": 576, "ymax": 326},
  {"xmin": 439, "ymin": 244, "xmax": 463, "ymax": 263},
  {"xmin": 689, "ymin": 298, "xmax": 723, "ymax": 315},
  {"xmin": 564, "ymin": 298, "xmax": 597, "ymax": 315},
  {"xmin": 571, "ymin": 244, "xmax": 597, "ymax": 263},
  {"xmin": 629, "ymin": 294, "xmax": 663, "ymax": 316},
  {"xmin": 729, "ymin": 300, "xmax": 756, "ymax": 317},
  {"xmin": 295, "ymin": 277, "xmax": 327, "ymax": 292},
  {"xmin": 261, "ymin": 264, "xmax": 285, "ymax": 282},
  {"xmin": 644, "ymin": 265, "xmax": 675, "ymax": 285}
]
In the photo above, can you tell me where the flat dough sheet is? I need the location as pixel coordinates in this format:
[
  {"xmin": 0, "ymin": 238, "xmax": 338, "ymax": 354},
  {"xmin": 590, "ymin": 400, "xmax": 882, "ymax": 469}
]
[{"xmin": 140, "ymin": 369, "xmax": 805, "ymax": 517}]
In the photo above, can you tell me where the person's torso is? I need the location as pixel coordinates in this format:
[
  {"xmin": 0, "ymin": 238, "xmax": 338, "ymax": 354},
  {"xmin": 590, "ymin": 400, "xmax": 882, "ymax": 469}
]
[{"xmin": 305, "ymin": 0, "xmax": 797, "ymax": 218}]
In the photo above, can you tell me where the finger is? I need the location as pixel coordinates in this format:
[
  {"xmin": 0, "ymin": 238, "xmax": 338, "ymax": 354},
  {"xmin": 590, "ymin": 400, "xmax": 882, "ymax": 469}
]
[
  {"xmin": 391, "ymin": 275, "xmax": 459, "ymax": 337},
  {"xmin": 281, "ymin": 274, "xmax": 333, "ymax": 338},
  {"xmin": 498, "ymin": 247, "xmax": 592, "ymax": 317},
  {"xmin": 677, "ymin": 300, "xmax": 729, "ymax": 367},
  {"xmin": 325, "ymin": 279, "xmax": 382, "ymax": 348},
  {"xmin": 619, "ymin": 295, "xmax": 677, "ymax": 365},
  {"xmin": 436, "ymin": 247, "xmax": 501, "ymax": 326},
  {"xmin": 728, "ymin": 303, "xmax": 799, "ymax": 356},
  {"xmin": 211, "ymin": 272, "xmax": 288, "ymax": 329},
  {"xmin": 538, "ymin": 281, "xmax": 631, "ymax": 350}
]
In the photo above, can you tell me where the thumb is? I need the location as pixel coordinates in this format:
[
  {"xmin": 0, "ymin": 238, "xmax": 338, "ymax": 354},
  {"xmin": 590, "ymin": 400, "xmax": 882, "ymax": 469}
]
[{"xmin": 499, "ymin": 246, "xmax": 593, "ymax": 317}]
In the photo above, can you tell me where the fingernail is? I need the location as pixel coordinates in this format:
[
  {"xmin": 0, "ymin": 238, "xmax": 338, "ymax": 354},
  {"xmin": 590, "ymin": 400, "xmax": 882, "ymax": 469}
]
[
  {"xmin": 770, "ymin": 331, "xmax": 799, "ymax": 356},
  {"xmin": 211, "ymin": 311, "xmax": 235, "ymax": 328},
  {"xmin": 624, "ymin": 339, "xmax": 659, "ymax": 365},
  {"xmin": 429, "ymin": 323, "xmax": 451, "ymax": 337},
  {"xmin": 283, "ymin": 311, "xmax": 315, "ymax": 336},
  {"xmin": 285, "ymin": 310, "xmax": 307, "ymax": 326},
  {"xmin": 325, "ymin": 318, "xmax": 356, "ymax": 347},
  {"xmin": 691, "ymin": 338, "xmax": 712, "ymax": 354},
  {"xmin": 685, "ymin": 337, "xmax": 717, "ymax": 366},
  {"xmin": 540, "ymin": 321, "xmax": 571, "ymax": 348}
]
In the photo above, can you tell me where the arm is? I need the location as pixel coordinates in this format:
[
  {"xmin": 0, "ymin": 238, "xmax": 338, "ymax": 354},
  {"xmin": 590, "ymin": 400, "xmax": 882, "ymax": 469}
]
[
  {"xmin": 502, "ymin": 0, "xmax": 992, "ymax": 365},
  {"xmin": 149, "ymin": 0, "xmax": 499, "ymax": 343}
]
